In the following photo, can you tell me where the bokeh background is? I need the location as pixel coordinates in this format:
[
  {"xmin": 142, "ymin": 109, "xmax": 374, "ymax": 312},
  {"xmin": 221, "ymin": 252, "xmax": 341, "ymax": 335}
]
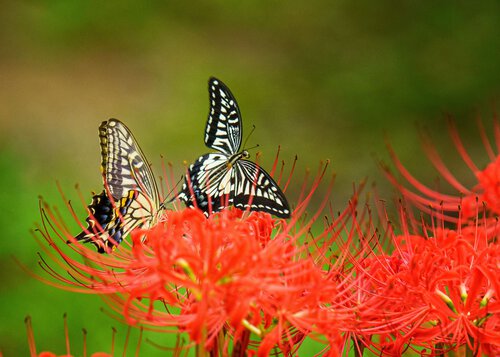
[{"xmin": 1, "ymin": 1, "xmax": 499, "ymax": 355}]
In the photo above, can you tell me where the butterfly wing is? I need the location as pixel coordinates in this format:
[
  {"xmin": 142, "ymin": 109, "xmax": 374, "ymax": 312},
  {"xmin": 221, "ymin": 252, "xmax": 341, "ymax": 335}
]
[
  {"xmin": 232, "ymin": 160, "xmax": 291, "ymax": 218},
  {"xmin": 177, "ymin": 153, "xmax": 232, "ymax": 213},
  {"xmin": 178, "ymin": 155, "xmax": 291, "ymax": 218},
  {"xmin": 76, "ymin": 119, "xmax": 161, "ymax": 252},
  {"xmin": 75, "ymin": 191, "xmax": 114, "ymax": 253},
  {"xmin": 75, "ymin": 190, "xmax": 138, "ymax": 253},
  {"xmin": 205, "ymin": 77, "xmax": 242, "ymax": 156},
  {"xmin": 99, "ymin": 119, "xmax": 160, "ymax": 204}
]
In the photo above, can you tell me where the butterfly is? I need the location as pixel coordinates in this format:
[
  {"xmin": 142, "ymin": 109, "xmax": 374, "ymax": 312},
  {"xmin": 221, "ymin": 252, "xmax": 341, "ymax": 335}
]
[
  {"xmin": 75, "ymin": 119, "xmax": 162, "ymax": 253},
  {"xmin": 177, "ymin": 77, "xmax": 291, "ymax": 218}
]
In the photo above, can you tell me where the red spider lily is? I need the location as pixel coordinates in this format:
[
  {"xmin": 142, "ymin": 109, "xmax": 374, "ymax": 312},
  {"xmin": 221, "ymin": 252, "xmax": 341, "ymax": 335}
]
[
  {"xmin": 30, "ymin": 161, "xmax": 368, "ymax": 356},
  {"xmin": 25, "ymin": 314, "xmax": 131, "ymax": 357},
  {"xmin": 353, "ymin": 204, "xmax": 500, "ymax": 356},
  {"xmin": 382, "ymin": 117, "xmax": 500, "ymax": 222}
]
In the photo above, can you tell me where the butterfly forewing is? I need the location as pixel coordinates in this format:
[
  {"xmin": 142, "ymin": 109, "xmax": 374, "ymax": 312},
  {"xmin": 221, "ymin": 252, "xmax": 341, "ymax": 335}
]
[
  {"xmin": 100, "ymin": 119, "xmax": 160, "ymax": 204},
  {"xmin": 205, "ymin": 78, "xmax": 242, "ymax": 156}
]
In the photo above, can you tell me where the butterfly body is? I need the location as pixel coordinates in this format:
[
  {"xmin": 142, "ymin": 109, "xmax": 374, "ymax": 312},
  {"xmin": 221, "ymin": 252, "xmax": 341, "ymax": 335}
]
[
  {"xmin": 178, "ymin": 78, "xmax": 290, "ymax": 218},
  {"xmin": 76, "ymin": 119, "xmax": 162, "ymax": 253}
]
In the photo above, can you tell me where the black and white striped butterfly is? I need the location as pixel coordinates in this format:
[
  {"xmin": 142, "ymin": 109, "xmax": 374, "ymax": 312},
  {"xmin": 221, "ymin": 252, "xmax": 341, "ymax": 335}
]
[
  {"xmin": 75, "ymin": 119, "xmax": 162, "ymax": 253},
  {"xmin": 177, "ymin": 77, "xmax": 291, "ymax": 218}
]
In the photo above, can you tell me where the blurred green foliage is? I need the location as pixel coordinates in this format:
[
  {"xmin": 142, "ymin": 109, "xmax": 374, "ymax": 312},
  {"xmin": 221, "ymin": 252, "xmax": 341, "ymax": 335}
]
[{"xmin": 0, "ymin": 1, "xmax": 498, "ymax": 355}]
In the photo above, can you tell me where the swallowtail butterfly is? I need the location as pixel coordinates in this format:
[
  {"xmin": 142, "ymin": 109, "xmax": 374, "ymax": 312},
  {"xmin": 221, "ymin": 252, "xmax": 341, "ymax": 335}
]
[
  {"xmin": 177, "ymin": 77, "xmax": 291, "ymax": 218},
  {"xmin": 75, "ymin": 119, "xmax": 162, "ymax": 253}
]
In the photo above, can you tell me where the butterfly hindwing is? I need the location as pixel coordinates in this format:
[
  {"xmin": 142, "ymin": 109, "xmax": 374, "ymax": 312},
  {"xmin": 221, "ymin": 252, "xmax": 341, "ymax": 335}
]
[
  {"xmin": 179, "ymin": 155, "xmax": 290, "ymax": 217},
  {"xmin": 177, "ymin": 153, "xmax": 231, "ymax": 212},
  {"xmin": 75, "ymin": 190, "xmax": 131, "ymax": 253},
  {"xmin": 205, "ymin": 77, "xmax": 242, "ymax": 156},
  {"xmin": 232, "ymin": 160, "xmax": 290, "ymax": 218}
]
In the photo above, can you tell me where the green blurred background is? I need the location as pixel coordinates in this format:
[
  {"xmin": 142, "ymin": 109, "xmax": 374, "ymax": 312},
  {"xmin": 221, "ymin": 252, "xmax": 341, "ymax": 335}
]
[{"xmin": 1, "ymin": 1, "xmax": 499, "ymax": 355}]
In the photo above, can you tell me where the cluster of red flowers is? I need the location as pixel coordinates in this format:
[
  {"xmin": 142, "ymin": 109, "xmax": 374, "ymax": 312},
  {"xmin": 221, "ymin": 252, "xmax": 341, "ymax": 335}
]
[
  {"xmin": 367, "ymin": 119, "xmax": 500, "ymax": 356},
  {"xmin": 352, "ymin": 213, "xmax": 499, "ymax": 355},
  {"xmin": 29, "ymin": 120, "xmax": 499, "ymax": 356}
]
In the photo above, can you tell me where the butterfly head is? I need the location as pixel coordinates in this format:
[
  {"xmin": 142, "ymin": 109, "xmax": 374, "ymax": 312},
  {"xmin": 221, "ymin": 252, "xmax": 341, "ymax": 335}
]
[{"xmin": 242, "ymin": 150, "xmax": 250, "ymax": 159}]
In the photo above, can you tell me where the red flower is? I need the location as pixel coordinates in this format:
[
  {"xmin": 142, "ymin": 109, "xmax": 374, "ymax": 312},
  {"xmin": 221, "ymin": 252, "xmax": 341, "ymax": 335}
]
[
  {"xmin": 365, "ymin": 117, "xmax": 500, "ymax": 355},
  {"xmin": 382, "ymin": 118, "xmax": 500, "ymax": 222},
  {"xmin": 354, "ymin": 205, "xmax": 500, "ymax": 355}
]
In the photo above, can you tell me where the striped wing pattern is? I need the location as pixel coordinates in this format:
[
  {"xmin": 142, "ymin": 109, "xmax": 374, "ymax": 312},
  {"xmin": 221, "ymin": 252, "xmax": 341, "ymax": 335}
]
[
  {"xmin": 178, "ymin": 77, "xmax": 291, "ymax": 218},
  {"xmin": 76, "ymin": 119, "xmax": 161, "ymax": 253},
  {"xmin": 179, "ymin": 155, "xmax": 291, "ymax": 218},
  {"xmin": 232, "ymin": 160, "xmax": 290, "ymax": 217},
  {"xmin": 100, "ymin": 119, "xmax": 159, "ymax": 202},
  {"xmin": 179, "ymin": 153, "xmax": 233, "ymax": 213},
  {"xmin": 204, "ymin": 77, "xmax": 242, "ymax": 156}
]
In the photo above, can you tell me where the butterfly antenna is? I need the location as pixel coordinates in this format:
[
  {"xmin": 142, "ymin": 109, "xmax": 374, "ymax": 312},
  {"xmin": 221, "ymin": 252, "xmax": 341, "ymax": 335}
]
[
  {"xmin": 242, "ymin": 124, "xmax": 256, "ymax": 150},
  {"xmin": 246, "ymin": 143, "xmax": 260, "ymax": 153},
  {"xmin": 160, "ymin": 176, "xmax": 184, "ymax": 209}
]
